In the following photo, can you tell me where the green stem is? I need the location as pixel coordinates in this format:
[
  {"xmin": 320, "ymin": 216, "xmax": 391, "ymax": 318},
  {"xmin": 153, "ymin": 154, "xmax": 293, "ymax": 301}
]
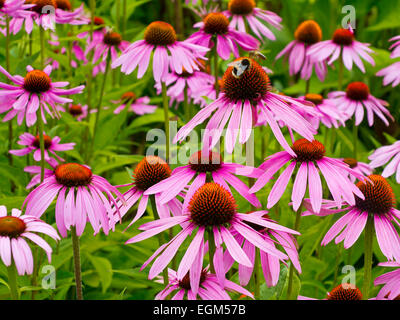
[
  {"xmin": 37, "ymin": 114, "xmax": 45, "ymax": 182},
  {"xmin": 7, "ymin": 263, "xmax": 19, "ymax": 300},
  {"xmin": 149, "ymin": 196, "xmax": 169, "ymax": 285},
  {"xmin": 5, "ymin": 16, "xmax": 14, "ymax": 171},
  {"xmin": 353, "ymin": 124, "xmax": 358, "ymax": 160},
  {"xmin": 213, "ymin": 44, "xmax": 219, "ymax": 95},
  {"xmin": 208, "ymin": 230, "xmax": 216, "ymax": 273},
  {"xmin": 39, "ymin": 27, "xmax": 45, "ymax": 69},
  {"xmin": 161, "ymin": 82, "xmax": 170, "ymax": 162},
  {"xmin": 174, "ymin": 0, "xmax": 184, "ymax": 39},
  {"xmin": 183, "ymin": 85, "xmax": 190, "ymax": 123},
  {"xmin": 286, "ymin": 204, "xmax": 302, "ymax": 300},
  {"xmin": 362, "ymin": 214, "xmax": 374, "ymax": 300},
  {"xmin": 338, "ymin": 52, "xmax": 344, "ymax": 91},
  {"xmin": 90, "ymin": 54, "xmax": 111, "ymax": 162},
  {"xmin": 71, "ymin": 227, "xmax": 83, "ymax": 300},
  {"xmin": 305, "ymin": 78, "xmax": 311, "ymax": 95}
]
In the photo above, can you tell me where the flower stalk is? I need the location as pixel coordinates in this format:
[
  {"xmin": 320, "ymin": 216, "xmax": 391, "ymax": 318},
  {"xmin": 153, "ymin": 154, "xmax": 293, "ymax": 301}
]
[
  {"xmin": 161, "ymin": 82, "xmax": 170, "ymax": 162},
  {"xmin": 362, "ymin": 214, "xmax": 374, "ymax": 300},
  {"xmin": 71, "ymin": 227, "xmax": 83, "ymax": 300},
  {"xmin": 7, "ymin": 263, "xmax": 19, "ymax": 300}
]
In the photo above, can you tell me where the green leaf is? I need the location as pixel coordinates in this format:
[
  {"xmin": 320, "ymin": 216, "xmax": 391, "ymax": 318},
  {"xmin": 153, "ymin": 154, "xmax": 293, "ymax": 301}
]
[{"xmin": 87, "ymin": 255, "xmax": 113, "ymax": 293}]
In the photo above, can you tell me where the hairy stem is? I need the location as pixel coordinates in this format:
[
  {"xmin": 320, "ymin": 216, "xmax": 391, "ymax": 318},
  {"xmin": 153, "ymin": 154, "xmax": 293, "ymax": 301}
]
[
  {"xmin": 71, "ymin": 227, "xmax": 83, "ymax": 300},
  {"xmin": 362, "ymin": 214, "xmax": 374, "ymax": 300}
]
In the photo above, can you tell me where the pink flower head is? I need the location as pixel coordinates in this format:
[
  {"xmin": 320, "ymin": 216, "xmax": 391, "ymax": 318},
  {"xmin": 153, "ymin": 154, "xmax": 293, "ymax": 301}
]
[
  {"xmin": 188, "ymin": 12, "xmax": 259, "ymax": 60},
  {"xmin": 0, "ymin": 0, "xmax": 33, "ymax": 19},
  {"xmin": 307, "ymin": 28, "xmax": 375, "ymax": 73},
  {"xmin": 112, "ymin": 21, "xmax": 209, "ymax": 83},
  {"xmin": 250, "ymin": 139, "xmax": 366, "ymax": 213},
  {"xmin": 0, "ymin": 64, "xmax": 84, "ymax": 127},
  {"xmin": 24, "ymin": 165, "xmax": 55, "ymax": 189},
  {"xmin": 9, "ymin": 132, "xmax": 75, "ymax": 166},
  {"xmin": 156, "ymin": 267, "xmax": 253, "ymax": 300},
  {"xmin": 0, "ymin": 205, "xmax": 60, "ymax": 275},
  {"xmin": 298, "ymin": 284, "xmax": 363, "ymax": 300},
  {"xmin": 144, "ymin": 150, "xmax": 262, "ymax": 209},
  {"xmin": 341, "ymin": 158, "xmax": 373, "ymax": 183},
  {"xmin": 53, "ymin": 1, "xmax": 89, "ymax": 26},
  {"xmin": 113, "ymin": 156, "xmax": 182, "ymax": 229},
  {"xmin": 224, "ymin": 211, "xmax": 301, "ymax": 287},
  {"xmin": 276, "ymin": 20, "xmax": 327, "ymax": 81},
  {"xmin": 374, "ymin": 262, "xmax": 400, "ymax": 300},
  {"xmin": 376, "ymin": 62, "xmax": 400, "ymax": 88},
  {"xmin": 377, "ymin": 36, "xmax": 400, "ymax": 87},
  {"xmin": 23, "ymin": 163, "xmax": 125, "ymax": 238},
  {"xmin": 174, "ymin": 57, "xmax": 317, "ymax": 155},
  {"xmin": 303, "ymin": 175, "xmax": 400, "ymax": 262},
  {"xmin": 369, "ymin": 140, "xmax": 400, "ymax": 183},
  {"xmin": 224, "ymin": 0, "xmax": 282, "ymax": 41},
  {"xmin": 328, "ymin": 82, "xmax": 393, "ymax": 127},
  {"xmin": 155, "ymin": 67, "xmax": 216, "ymax": 108},
  {"xmin": 112, "ymin": 92, "xmax": 157, "ymax": 115},
  {"xmin": 297, "ymin": 93, "xmax": 346, "ymax": 129},
  {"xmin": 86, "ymin": 29, "xmax": 130, "ymax": 67},
  {"xmin": 66, "ymin": 103, "xmax": 88, "ymax": 121},
  {"xmin": 126, "ymin": 183, "xmax": 298, "ymax": 293}
]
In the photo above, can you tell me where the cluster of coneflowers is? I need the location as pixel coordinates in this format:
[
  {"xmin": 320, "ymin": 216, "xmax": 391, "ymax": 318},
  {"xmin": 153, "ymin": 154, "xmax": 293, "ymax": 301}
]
[{"xmin": 0, "ymin": 0, "xmax": 400, "ymax": 302}]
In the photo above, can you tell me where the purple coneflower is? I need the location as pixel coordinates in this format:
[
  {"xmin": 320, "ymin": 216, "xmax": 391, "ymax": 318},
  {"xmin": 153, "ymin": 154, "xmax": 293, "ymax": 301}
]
[
  {"xmin": 250, "ymin": 139, "xmax": 365, "ymax": 213},
  {"xmin": 9, "ymin": 132, "xmax": 74, "ymax": 166},
  {"xmin": 224, "ymin": 0, "xmax": 282, "ymax": 41},
  {"xmin": 0, "ymin": 205, "xmax": 59, "ymax": 275},
  {"xmin": 53, "ymin": 0, "xmax": 89, "ymax": 26},
  {"xmin": 23, "ymin": 163, "xmax": 125, "ymax": 237},
  {"xmin": 369, "ymin": 140, "xmax": 400, "ymax": 183},
  {"xmin": 307, "ymin": 28, "xmax": 375, "ymax": 73},
  {"xmin": 144, "ymin": 150, "xmax": 262, "ymax": 209},
  {"xmin": 303, "ymin": 175, "xmax": 400, "ymax": 261},
  {"xmin": 328, "ymin": 82, "xmax": 393, "ymax": 126},
  {"xmin": 113, "ymin": 156, "xmax": 182, "ymax": 228},
  {"xmin": 342, "ymin": 158, "xmax": 373, "ymax": 183},
  {"xmin": 298, "ymin": 284, "xmax": 363, "ymax": 300},
  {"xmin": 188, "ymin": 12, "xmax": 259, "ymax": 60},
  {"xmin": 67, "ymin": 103, "xmax": 88, "ymax": 121},
  {"xmin": 112, "ymin": 21, "xmax": 209, "ymax": 83},
  {"xmin": 174, "ymin": 57, "xmax": 317, "ymax": 155},
  {"xmin": 112, "ymin": 92, "xmax": 157, "ymax": 115},
  {"xmin": 276, "ymin": 20, "xmax": 327, "ymax": 81},
  {"xmin": 0, "ymin": 64, "xmax": 84, "ymax": 127},
  {"xmin": 224, "ymin": 211, "xmax": 301, "ymax": 287},
  {"xmin": 156, "ymin": 266, "xmax": 253, "ymax": 300},
  {"xmin": 377, "ymin": 36, "xmax": 400, "ymax": 87},
  {"xmin": 374, "ymin": 262, "xmax": 400, "ymax": 300},
  {"xmin": 297, "ymin": 93, "xmax": 346, "ymax": 129},
  {"xmin": 127, "ymin": 183, "xmax": 297, "ymax": 292}
]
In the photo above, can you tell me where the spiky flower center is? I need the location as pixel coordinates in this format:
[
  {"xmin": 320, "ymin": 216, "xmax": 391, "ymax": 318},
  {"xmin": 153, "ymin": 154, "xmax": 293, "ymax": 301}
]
[
  {"xmin": 294, "ymin": 20, "xmax": 322, "ymax": 45},
  {"xmin": 343, "ymin": 158, "xmax": 358, "ymax": 169},
  {"xmin": 23, "ymin": 70, "xmax": 51, "ymax": 93},
  {"xmin": 327, "ymin": 284, "xmax": 362, "ymax": 300},
  {"xmin": 0, "ymin": 0, "xmax": 4, "ymax": 9},
  {"xmin": 32, "ymin": 0, "xmax": 57, "ymax": 14},
  {"xmin": 346, "ymin": 82, "xmax": 370, "ymax": 101},
  {"xmin": 292, "ymin": 139, "xmax": 325, "ymax": 162},
  {"xmin": 134, "ymin": 156, "xmax": 171, "ymax": 191},
  {"xmin": 203, "ymin": 13, "xmax": 230, "ymax": 35},
  {"xmin": 228, "ymin": 0, "xmax": 255, "ymax": 15},
  {"xmin": 332, "ymin": 28, "xmax": 354, "ymax": 46},
  {"xmin": 189, "ymin": 183, "xmax": 236, "ymax": 227},
  {"xmin": 0, "ymin": 216, "xmax": 26, "ymax": 238},
  {"xmin": 55, "ymin": 163, "xmax": 93, "ymax": 187},
  {"xmin": 94, "ymin": 16, "xmax": 105, "ymax": 26},
  {"xmin": 355, "ymin": 175, "xmax": 395, "ymax": 215},
  {"xmin": 55, "ymin": 0, "xmax": 71, "ymax": 11},
  {"xmin": 103, "ymin": 31, "xmax": 122, "ymax": 46},
  {"xmin": 144, "ymin": 21, "xmax": 177, "ymax": 46},
  {"xmin": 33, "ymin": 134, "xmax": 52, "ymax": 149},
  {"xmin": 222, "ymin": 57, "xmax": 269, "ymax": 101},
  {"xmin": 189, "ymin": 151, "xmax": 222, "ymax": 173},
  {"xmin": 305, "ymin": 93, "xmax": 323, "ymax": 105},
  {"xmin": 121, "ymin": 92, "xmax": 137, "ymax": 104},
  {"xmin": 178, "ymin": 269, "xmax": 208, "ymax": 290},
  {"xmin": 69, "ymin": 104, "xmax": 83, "ymax": 116}
]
